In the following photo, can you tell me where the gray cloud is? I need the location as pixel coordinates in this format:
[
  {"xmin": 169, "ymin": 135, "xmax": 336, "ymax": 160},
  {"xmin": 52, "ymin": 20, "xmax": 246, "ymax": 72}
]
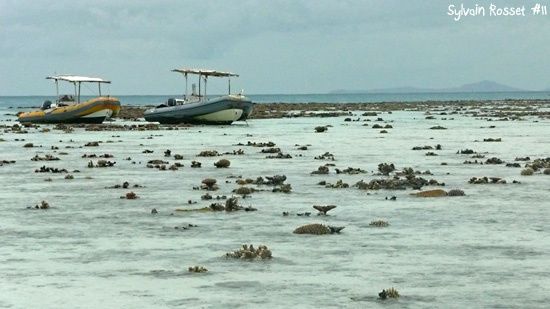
[{"xmin": 1, "ymin": 0, "xmax": 549, "ymax": 95}]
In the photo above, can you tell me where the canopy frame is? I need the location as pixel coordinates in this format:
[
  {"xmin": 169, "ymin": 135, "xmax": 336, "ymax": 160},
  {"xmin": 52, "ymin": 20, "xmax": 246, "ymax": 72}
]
[
  {"xmin": 171, "ymin": 68, "xmax": 239, "ymax": 100},
  {"xmin": 46, "ymin": 75, "xmax": 111, "ymax": 103}
]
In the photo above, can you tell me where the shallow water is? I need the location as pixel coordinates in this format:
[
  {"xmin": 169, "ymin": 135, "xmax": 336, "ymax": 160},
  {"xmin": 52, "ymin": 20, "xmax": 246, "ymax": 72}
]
[{"xmin": 1, "ymin": 108, "xmax": 549, "ymax": 308}]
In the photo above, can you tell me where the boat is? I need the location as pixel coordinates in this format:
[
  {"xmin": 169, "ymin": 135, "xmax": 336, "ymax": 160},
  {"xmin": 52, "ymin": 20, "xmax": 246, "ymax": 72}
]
[
  {"xmin": 18, "ymin": 75, "xmax": 121, "ymax": 124},
  {"xmin": 143, "ymin": 68, "xmax": 254, "ymax": 125}
]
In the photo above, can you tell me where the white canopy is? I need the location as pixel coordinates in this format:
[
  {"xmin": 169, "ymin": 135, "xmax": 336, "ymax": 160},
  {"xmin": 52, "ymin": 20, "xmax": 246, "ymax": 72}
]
[
  {"xmin": 46, "ymin": 75, "xmax": 111, "ymax": 83},
  {"xmin": 172, "ymin": 68, "xmax": 239, "ymax": 77}
]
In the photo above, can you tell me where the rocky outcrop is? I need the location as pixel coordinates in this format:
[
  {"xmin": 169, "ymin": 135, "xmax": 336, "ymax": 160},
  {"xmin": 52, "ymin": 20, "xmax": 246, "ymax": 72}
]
[
  {"xmin": 198, "ymin": 150, "xmax": 219, "ymax": 157},
  {"xmin": 31, "ymin": 200, "xmax": 50, "ymax": 209},
  {"xmin": 313, "ymin": 205, "xmax": 337, "ymax": 215},
  {"xmin": 188, "ymin": 266, "xmax": 208, "ymax": 273},
  {"xmin": 412, "ymin": 189, "xmax": 447, "ymax": 197},
  {"xmin": 526, "ymin": 158, "xmax": 550, "ymax": 171},
  {"xmin": 311, "ymin": 165, "xmax": 329, "ymax": 175},
  {"xmin": 447, "ymin": 189, "xmax": 465, "ymax": 196},
  {"xmin": 31, "ymin": 154, "xmax": 59, "ymax": 161},
  {"xmin": 314, "ymin": 126, "xmax": 328, "ymax": 133},
  {"xmin": 201, "ymin": 178, "xmax": 219, "ymax": 190},
  {"xmin": 122, "ymin": 192, "xmax": 138, "ymax": 199},
  {"xmin": 335, "ymin": 167, "xmax": 365, "ymax": 174},
  {"xmin": 237, "ymin": 141, "xmax": 276, "ymax": 147},
  {"xmin": 88, "ymin": 160, "xmax": 116, "ymax": 168},
  {"xmin": 369, "ymin": 220, "xmax": 389, "ymax": 227},
  {"xmin": 520, "ymin": 168, "xmax": 534, "ymax": 176},
  {"xmin": 0, "ymin": 159, "xmax": 16, "ymax": 166},
  {"xmin": 468, "ymin": 177, "xmax": 506, "ymax": 184},
  {"xmin": 355, "ymin": 174, "xmax": 444, "ymax": 191},
  {"xmin": 35, "ymin": 165, "xmax": 68, "ymax": 173},
  {"xmin": 377, "ymin": 163, "xmax": 395, "ymax": 176},
  {"xmin": 214, "ymin": 159, "xmax": 230, "ymax": 168},
  {"xmin": 293, "ymin": 223, "xmax": 344, "ymax": 235},
  {"xmin": 314, "ymin": 152, "xmax": 335, "ymax": 160},
  {"xmin": 233, "ymin": 186, "xmax": 256, "ymax": 195},
  {"xmin": 225, "ymin": 244, "xmax": 272, "ymax": 260},
  {"xmin": 209, "ymin": 197, "xmax": 256, "ymax": 212},
  {"xmin": 379, "ymin": 287, "xmax": 400, "ymax": 299}
]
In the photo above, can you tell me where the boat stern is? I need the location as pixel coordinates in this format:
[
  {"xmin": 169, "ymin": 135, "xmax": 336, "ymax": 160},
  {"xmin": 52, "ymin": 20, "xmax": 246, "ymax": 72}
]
[{"xmin": 228, "ymin": 94, "xmax": 254, "ymax": 121}]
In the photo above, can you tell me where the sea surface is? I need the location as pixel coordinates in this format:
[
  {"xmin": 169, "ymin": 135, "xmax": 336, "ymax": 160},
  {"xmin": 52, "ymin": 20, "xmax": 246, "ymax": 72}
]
[
  {"xmin": 1, "ymin": 103, "xmax": 549, "ymax": 308},
  {"xmin": 1, "ymin": 91, "xmax": 550, "ymax": 108}
]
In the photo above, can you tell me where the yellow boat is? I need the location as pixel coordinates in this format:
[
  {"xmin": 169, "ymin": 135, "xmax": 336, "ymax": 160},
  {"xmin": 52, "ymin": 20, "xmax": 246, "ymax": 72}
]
[{"xmin": 18, "ymin": 75, "xmax": 121, "ymax": 124}]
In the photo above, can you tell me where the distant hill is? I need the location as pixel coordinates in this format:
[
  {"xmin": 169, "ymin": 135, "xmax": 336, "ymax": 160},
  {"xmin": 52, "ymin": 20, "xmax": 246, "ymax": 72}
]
[
  {"xmin": 331, "ymin": 80, "xmax": 528, "ymax": 94},
  {"xmin": 452, "ymin": 80, "xmax": 525, "ymax": 92}
]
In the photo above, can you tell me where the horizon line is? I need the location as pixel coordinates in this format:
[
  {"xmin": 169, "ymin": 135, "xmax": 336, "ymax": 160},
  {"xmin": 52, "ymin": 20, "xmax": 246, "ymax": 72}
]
[{"xmin": 1, "ymin": 90, "xmax": 549, "ymax": 97}]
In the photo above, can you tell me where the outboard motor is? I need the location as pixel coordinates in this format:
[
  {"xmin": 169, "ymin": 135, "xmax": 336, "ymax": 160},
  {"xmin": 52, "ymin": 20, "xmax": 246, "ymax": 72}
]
[
  {"xmin": 167, "ymin": 98, "xmax": 177, "ymax": 106},
  {"xmin": 42, "ymin": 100, "xmax": 52, "ymax": 110}
]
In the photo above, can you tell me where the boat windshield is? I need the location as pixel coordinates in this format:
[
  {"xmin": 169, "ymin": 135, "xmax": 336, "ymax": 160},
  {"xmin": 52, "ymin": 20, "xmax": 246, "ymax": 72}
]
[{"xmin": 59, "ymin": 94, "xmax": 75, "ymax": 103}]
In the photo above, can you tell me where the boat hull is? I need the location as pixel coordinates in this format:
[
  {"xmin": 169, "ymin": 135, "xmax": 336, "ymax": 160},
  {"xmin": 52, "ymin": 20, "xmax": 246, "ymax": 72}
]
[
  {"xmin": 18, "ymin": 97, "xmax": 121, "ymax": 124},
  {"xmin": 143, "ymin": 95, "xmax": 254, "ymax": 125}
]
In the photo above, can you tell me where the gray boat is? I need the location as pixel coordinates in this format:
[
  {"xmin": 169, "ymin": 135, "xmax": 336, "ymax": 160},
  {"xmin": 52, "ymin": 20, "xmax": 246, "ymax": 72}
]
[{"xmin": 144, "ymin": 68, "xmax": 254, "ymax": 125}]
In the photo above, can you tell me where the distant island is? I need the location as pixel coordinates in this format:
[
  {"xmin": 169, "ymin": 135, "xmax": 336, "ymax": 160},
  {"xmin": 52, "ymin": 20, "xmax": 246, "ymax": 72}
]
[{"xmin": 330, "ymin": 80, "xmax": 537, "ymax": 94}]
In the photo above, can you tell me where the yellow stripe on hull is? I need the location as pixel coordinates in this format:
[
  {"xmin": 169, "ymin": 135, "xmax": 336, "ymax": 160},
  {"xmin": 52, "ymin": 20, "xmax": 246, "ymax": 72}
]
[{"xmin": 18, "ymin": 97, "xmax": 121, "ymax": 124}]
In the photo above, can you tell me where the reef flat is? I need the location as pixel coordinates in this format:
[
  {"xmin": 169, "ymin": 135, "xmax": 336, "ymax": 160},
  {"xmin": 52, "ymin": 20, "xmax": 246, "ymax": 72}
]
[{"xmin": 1, "ymin": 100, "xmax": 549, "ymax": 308}]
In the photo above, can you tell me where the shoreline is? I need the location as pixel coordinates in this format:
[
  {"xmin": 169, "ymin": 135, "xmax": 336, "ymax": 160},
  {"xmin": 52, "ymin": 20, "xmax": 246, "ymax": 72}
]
[
  {"xmin": 4, "ymin": 99, "xmax": 550, "ymax": 122},
  {"xmin": 117, "ymin": 99, "xmax": 550, "ymax": 120}
]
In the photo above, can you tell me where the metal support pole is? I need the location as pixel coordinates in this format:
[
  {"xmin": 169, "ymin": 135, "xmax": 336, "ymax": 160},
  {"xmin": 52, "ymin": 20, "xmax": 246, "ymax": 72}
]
[
  {"xmin": 204, "ymin": 76, "xmax": 207, "ymax": 99},
  {"xmin": 198, "ymin": 74, "xmax": 201, "ymax": 97},
  {"xmin": 74, "ymin": 82, "xmax": 77, "ymax": 102},
  {"xmin": 55, "ymin": 80, "xmax": 59, "ymax": 99},
  {"xmin": 98, "ymin": 83, "xmax": 102, "ymax": 96},
  {"xmin": 78, "ymin": 82, "xmax": 81, "ymax": 103},
  {"xmin": 228, "ymin": 78, "xmax": 231, "ymax": 95},
  {"xmin": 185, "ymin": 73, "xmax": 188, "ymax": 99}
]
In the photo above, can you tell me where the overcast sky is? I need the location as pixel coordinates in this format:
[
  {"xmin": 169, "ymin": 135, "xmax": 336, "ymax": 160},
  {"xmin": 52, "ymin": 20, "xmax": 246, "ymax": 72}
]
[{"xmin": 1, "ymin": 0, "xmax": 549, "ymax": 95}]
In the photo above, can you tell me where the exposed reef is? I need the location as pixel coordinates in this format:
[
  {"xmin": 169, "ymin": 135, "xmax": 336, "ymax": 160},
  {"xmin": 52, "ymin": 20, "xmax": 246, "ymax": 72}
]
[
  {"xmin": 293, "ymin": 224, "xmax": 345, "ymax": 235},
  {"xmin": 225, "ymin": 244, "xmax": 272, "ymax": 260}
]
